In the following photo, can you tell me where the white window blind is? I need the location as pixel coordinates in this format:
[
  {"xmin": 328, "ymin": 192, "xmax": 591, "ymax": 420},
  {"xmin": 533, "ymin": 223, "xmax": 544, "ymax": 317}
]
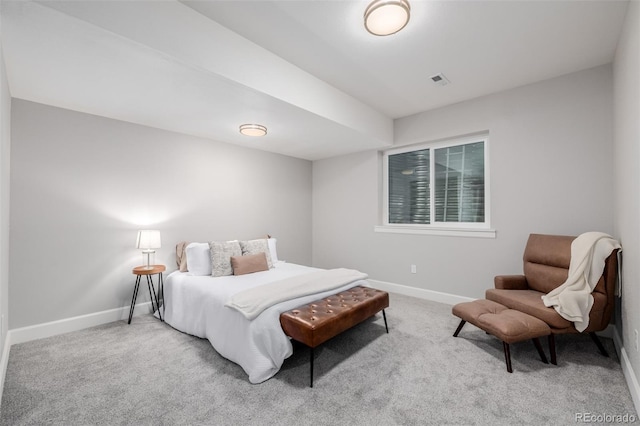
[
  {"xmin": 434, "ymin": 141, "xmax": 485, "ymax": 223},
  {"xmin": 384, "ymin": 135, "xmax": 490, "ymax": 231},
  {"xmin": 388, "ymin": 148, "xmax": 430, "ymax": 224}
]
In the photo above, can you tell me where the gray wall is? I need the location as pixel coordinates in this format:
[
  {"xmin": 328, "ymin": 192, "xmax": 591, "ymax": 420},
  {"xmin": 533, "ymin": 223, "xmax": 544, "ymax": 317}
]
[
  {"xmin": 0, "ymin": 30, "xmax": 10, "ymax": 353},
  {"xmin": 312, "ymin": 65, "xmax": 614, "ymax": 299},
  {"xmin": 613, "ymin": 0, "xmax": 640, "ymax": 394},
  {"xmin": 9, "ymin": 100, "xmax": 312, "ymax": 329}
]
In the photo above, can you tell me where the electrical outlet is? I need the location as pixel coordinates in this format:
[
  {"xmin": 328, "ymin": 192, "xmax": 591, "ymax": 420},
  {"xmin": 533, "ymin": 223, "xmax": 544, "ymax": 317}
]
[
  {"xmin": 410, "ymin": 264, "xmax": 417, "ymax": 274},
  {"xmin": 635, "ymin": 330, "xmax": 638, "ymax": 351}
]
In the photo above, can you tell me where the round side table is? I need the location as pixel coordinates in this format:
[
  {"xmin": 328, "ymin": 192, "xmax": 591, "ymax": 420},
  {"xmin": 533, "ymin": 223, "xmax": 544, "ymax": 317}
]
[{"xmin": 129, "ymin": 265, "xmax": 166, "ymax": 324}]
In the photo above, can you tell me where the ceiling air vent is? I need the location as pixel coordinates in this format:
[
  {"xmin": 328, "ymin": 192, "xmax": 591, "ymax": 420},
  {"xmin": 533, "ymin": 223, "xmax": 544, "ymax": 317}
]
[{"xmin": 430, "ymin": 73, "xmax": 450, "ymax": 86}]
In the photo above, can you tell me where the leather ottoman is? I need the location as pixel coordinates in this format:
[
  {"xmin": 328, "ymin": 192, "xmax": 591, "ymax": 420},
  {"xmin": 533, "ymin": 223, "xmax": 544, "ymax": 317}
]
[{"xmin": 452, "ymin": 299, "xmax": 554, "ymax": 372}]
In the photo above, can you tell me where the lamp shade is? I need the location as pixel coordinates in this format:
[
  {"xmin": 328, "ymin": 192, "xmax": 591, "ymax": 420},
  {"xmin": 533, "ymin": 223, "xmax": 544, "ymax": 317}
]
[{"xmin": 136, "ymin": 230, "xmax": 161, "ymax": 250}]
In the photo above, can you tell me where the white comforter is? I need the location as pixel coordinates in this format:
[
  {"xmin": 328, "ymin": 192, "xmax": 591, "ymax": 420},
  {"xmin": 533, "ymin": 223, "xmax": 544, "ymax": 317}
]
[{"xmin": 161, "ymin": 262, "xmax": 368, "ymax": 383}]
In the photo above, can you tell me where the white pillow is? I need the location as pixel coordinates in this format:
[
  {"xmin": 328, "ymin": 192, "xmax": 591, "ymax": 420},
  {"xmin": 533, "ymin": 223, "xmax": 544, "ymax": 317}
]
[
  {"xmin": 268, "ymin": 238, "xmax": 278, "ymax": 263},
  {"xmin": 185, "ymin": 242, "xmax": 212, "ymax": 276}
]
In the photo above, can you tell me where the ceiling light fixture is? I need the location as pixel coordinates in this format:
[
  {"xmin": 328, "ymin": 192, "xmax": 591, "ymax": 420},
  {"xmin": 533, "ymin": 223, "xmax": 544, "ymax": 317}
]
[
  {"xmin": 364, "ymin": 0, "xmax": 411, "ymax": 36},
  {"xmin": 239, "ymin": 123, "xmax": 267, "ymax": 137}
]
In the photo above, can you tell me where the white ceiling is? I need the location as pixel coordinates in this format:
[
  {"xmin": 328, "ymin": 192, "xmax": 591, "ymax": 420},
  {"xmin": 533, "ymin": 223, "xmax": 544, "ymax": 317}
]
[{"xmin": 0, "ymin": 0, "xmax": 629, "ymax": 160}]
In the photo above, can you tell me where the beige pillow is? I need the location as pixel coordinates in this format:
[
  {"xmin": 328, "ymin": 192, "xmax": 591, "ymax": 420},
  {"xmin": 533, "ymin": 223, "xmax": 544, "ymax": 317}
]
[
  {"xmin": 176, "ymin": 241, "xmax": 189, "ymax": 272},
  {"xmin": 231, "ymin": 253, "xmax": 269, "ymax": 276}
]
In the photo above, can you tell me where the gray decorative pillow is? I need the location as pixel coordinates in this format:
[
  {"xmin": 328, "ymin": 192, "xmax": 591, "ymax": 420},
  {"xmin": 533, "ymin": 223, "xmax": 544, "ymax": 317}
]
[
  {"xmin": 209, "ymin": 240, "xmax": 242, "ymax": 277},
  {"xmin": 239, "ymin": 239, "xmax": 273, "ymax": 269}
]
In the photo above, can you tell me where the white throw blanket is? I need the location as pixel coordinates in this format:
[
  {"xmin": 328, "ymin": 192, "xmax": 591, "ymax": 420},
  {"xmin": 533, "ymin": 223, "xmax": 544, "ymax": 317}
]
[
  {"xmin": 541, "ymin": 232, "xmax": 621, "ymax": 332},
  {"xmin": 225, "ymin": 268, "xmax": 368, "ymax": 320}
]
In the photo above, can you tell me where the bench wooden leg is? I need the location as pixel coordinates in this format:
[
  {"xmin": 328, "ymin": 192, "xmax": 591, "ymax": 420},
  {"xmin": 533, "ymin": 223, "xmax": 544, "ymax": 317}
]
[
  {"xmin": 548, "ymin": 334, "xmax": 557, "ymax": 365},
  {"xmin": 503, "ymin": 342, "xmax": 513, "ymax": 373},
  {"xmin": 309, "ymin": 347, "xmax": 314, "ymax": 388},
  {"xmin": 532, "ymin": 338, "xmax": 549, "ymax": 364},
  {"xmin": 453, "ymin": 319, "xmax": 466, "ymax": 337},
  {"xmin": 382, "ymin": 309, "xmax": 389, "ymax": 333}
]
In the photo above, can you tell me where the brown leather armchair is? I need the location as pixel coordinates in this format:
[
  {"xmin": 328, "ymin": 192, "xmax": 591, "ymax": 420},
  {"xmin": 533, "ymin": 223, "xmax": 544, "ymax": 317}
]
[{"xmin": 486, "ymin": 233, "xmax": 619, "ymax": 362}]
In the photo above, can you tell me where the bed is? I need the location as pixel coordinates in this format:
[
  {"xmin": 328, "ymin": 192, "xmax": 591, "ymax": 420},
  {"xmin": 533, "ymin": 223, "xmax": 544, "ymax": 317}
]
[{"xmin": 160, "ymin": 260, "xmax": 369, "ymax": 384}]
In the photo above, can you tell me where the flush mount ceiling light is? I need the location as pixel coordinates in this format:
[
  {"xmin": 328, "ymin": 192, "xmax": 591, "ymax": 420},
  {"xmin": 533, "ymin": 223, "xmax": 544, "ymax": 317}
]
[
  {"xmin": 239, "ymin": 124, "xmax": 267, "ymax": 137},
  {"xmin": 364, "ymin": 0, "xmax": 411, "ymax": 36}
]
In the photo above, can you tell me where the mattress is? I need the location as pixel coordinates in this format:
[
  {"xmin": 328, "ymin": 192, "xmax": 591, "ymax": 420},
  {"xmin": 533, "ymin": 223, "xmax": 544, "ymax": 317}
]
[{"xmin": 161, "ymin": 261, "xmax": 368, "ymax": 383}]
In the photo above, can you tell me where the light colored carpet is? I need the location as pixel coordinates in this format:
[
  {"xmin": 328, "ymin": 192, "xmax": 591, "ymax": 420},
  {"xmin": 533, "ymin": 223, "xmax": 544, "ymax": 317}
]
[{"xmin": 1, "ymin": 293, "xmax": 636, "ymax": 425}]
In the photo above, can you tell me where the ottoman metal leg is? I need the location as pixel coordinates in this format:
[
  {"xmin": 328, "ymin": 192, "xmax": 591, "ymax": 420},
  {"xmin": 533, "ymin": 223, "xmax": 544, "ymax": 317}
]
[
  {"xmin": 453, "ymin": 320, "xmax": 466, "ymax": 337},
  {"xmin": 532, "ymin": 338, "xmax": 549, "ymax": 364},
  {"xmin": 503, "ymin": 342, "xmax": 513, "ymax": 373},
  {"xmin": 548, "ymin": 334, "xmax": 557, "ymax": 365}
]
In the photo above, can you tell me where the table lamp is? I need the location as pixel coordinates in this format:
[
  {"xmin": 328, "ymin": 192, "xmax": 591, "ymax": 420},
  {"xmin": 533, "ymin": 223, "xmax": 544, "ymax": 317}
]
[{"xmin": 136, "ymin": 230, "xmax": 161, "ymax": 270}]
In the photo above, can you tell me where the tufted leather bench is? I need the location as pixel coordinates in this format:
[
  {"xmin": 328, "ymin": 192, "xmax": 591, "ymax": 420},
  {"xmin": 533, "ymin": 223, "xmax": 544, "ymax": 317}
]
[
  {"xmin": 280, "ymin": 286, "xmax": 389, "ymax": 387},
  {"xmin": 452, "ymin": 299, "xmax": 553, "ymax": 373}
]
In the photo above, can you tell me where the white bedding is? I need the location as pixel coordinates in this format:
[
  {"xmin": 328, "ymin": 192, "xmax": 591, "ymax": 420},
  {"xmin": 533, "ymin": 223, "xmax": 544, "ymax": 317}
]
[
  {"xmin": 161, "ymin": 261, "xmax": 368, "ymax": 383},
  {"xmin": 226, "ymin": 268, "xmax": 368, "ymax": 320}
]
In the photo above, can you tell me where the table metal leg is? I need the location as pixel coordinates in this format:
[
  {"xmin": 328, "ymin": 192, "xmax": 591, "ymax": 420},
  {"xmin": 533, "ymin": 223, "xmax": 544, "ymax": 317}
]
[
  {"xmin": 128, "ymin": 276, "xmax": 141, "ymax": 324},
  {"xmin": 146, "ymin": 275, "xmax": 162, "ymax": 321},
  {"xmin": 159, "ymin": 272, "xmax": 165, "ymax": 321},
  {"xmin": 146, "ymin": 275, "xmax": 155, "ymax": 314},
  {"xmin": 147, "ymin": 274, "xmax": 163, "ymax": 321}
]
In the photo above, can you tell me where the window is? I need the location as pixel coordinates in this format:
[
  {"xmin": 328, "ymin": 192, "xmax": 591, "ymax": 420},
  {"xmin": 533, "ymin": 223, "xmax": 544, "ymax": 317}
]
[{"xmin": 379, "ymin": 134, "xmax": 494, "ymax": 237}]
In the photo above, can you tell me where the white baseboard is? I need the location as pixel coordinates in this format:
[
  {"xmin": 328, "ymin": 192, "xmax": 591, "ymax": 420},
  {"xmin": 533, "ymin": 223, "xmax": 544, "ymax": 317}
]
[
  {"xmin": 8, "ymin": 301, "xmax": 153, "ymax": 346},
  {"xmin": 614, "ymin": 327, "xmax": 623, "ymax": 360},
  {"xmin": 367, "ymin": 279, "xmax": 476, "ymax": 305},
  {"xmin": 366, "ymin": 281, "xmax": 618, "ymax": 343},
  {"xmin": 614, "ymin": 329, "xmax": 640, "ymax": 416},
  {"xmin": 0, "ymin": 332, "xmax": 11, "ymax": 409}
]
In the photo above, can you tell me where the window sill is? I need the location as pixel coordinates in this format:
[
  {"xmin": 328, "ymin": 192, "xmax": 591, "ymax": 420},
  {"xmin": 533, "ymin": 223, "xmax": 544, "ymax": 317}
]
[{"xmin": 374, "ymin": 225, "xmax": 496, "ymax": 239}]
